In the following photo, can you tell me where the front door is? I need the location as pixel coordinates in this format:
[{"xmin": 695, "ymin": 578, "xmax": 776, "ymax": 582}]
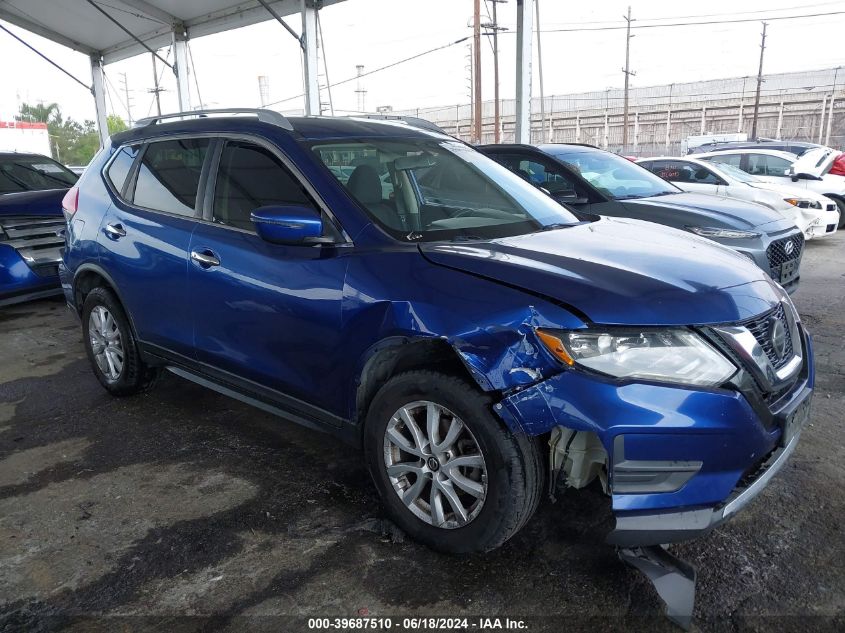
[{"xmin": 188, "ymin": 139, "xmax": 349, "ymax": 417}]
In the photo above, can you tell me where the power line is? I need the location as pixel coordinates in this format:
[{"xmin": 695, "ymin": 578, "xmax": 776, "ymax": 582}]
[
  {"xmin": 262, "ymin": 36, "xmax": 470, "ymax": 109},
  {"xmin": 531, "ymin": 2, "xmax": 845, "ymax": 27},
  {"xmin": 496, "ymin": 10, "xmax": 845, "ymax": 33},
  {"xmin": 535, "ymin": 10, "xmax": 845, "ymax": 32}
]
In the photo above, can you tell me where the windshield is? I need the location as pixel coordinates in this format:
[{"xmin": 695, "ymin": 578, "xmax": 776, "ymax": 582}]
[
  {"xmin": 0, "ymin": 155, "xmax": 78, "ymax": 194},
  {"xmin": 714, "ymin": 161, "xmax": 761, "ymax": 183},
  {"xmin": 547, "ymin": 149, "xmax": 679, "ymax": 199},
  {"xmin": 311, "ymin": 139, "xmax": 580, "ymax": 241}
]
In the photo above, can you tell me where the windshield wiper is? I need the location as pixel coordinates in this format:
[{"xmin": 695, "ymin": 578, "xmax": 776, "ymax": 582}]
[
  {"xmin": 538, "ymin": 223, "xmax": 572, "ymax": 232},
  {"xmin": 648, "ymin": 191, "xmax": 677, "ymax": 197},
  {"xmin": 449, "ymin": 234, "xmax": 485, "ymax": 242}
]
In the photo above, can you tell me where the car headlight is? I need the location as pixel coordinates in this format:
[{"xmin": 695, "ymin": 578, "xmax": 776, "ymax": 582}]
[
  {"xmin": 784, "ymin": 198, "xmax": 820, "ymax": 209},
  {"xmin": 686, "ymin": 226, "xmax": 761, "ymax": 239},
  {"xmin": 536, "ymin": 327, "xmax": 736, "ymax": 387}
]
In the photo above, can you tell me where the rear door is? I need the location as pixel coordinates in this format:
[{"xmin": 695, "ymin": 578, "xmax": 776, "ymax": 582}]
[
  {"xmin": 98, "ymin": 137, "xmax": 211, "ymax": 358},
  {"xmin": 188, "ymin": 138, "xmax": 349, "ymax": 417}
]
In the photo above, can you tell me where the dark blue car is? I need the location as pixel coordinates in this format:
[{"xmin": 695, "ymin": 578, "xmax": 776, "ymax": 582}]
[
  {"xmin": 0, "ymin": 152, "xmax": 77, "ymax": 306},
  {"xmin": 59, "ymin": 111, "xmax": 814, "ymax": 556}
]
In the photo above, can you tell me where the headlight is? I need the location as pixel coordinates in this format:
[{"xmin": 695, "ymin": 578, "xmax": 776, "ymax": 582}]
[
  {"xmin": 536, "ymin": 328, "xmax": 736, "ymax": 387},
  {"xmin": 784, "ymin": 198, "xmax": 820, "ymax": 209},
  {"xmin": 686, "ymin": 226, "xmax": 761, "ymax": 239}
]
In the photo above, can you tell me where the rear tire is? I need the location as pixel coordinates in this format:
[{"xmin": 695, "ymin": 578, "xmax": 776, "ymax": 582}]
[
  {"xmin": 81, "ymin": 287, "xmax": 159, "ymax": 396},
  {"xmin": 363, "ymin": 370, "xmax": 543, "ymax": 553}
]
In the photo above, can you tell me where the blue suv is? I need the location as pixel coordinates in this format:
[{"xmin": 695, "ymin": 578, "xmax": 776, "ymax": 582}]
[{"xmin": 60, "ymin": 110, "xmax": 814, "ymax": 555}]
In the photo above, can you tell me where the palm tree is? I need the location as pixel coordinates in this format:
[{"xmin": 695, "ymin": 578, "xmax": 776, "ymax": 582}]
[{"xmin": 16, "ymin": 102, "xmax": 62, "ymax": 124}]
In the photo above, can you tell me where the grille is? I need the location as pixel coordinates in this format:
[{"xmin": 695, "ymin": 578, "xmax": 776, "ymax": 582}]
[
  {"xmin": 740, "ymin": 303, "xmax": 793, "ymax": 371},
  {"xmin": 0, "ymin": 216, "xmax": 65, "ymax": 268},
  {"xmin": 766, "ymin": 233, "xmax": 804, "ymax": 270}
]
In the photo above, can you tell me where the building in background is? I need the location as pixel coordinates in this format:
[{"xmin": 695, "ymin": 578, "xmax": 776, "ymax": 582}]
[{"xmin": 0, "ymin": 121, "xmax": 50, "ymax": 155}]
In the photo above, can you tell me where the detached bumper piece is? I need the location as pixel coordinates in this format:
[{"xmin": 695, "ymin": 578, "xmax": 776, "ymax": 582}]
[{"xmin": 618, "ymin": 545, "xmax": 696, "ymax": 630}]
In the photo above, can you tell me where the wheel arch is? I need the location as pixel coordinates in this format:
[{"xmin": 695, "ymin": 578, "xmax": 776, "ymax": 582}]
[
  {"xmin": 72, "ymin": 264, "xmax": 139, "ymax": 339},
  {"xmin": 354, "ymin": 336, "xmax": 483, "ymax": 441}
]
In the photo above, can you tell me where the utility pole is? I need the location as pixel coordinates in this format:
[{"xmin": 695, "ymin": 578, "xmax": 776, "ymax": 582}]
[
  {"xmin": 750, "ymin": 22, "xmax": 767, "ymax": 140},
  {"xmin": 149, "ymin": 53, "xmax": 163, "ymax": 116},
  {"xmin": 355, "ymin": 65, "xmax": 367, "ymax": 113},
  {"xmin": 825, "ymin": 66, "xmax": 839, "ymax": 146},
  {"xmin": 622, "ymin": 6, "xmax": 636, "ymax": 153},
  {"xmin": 120, "ymin": 72, "xmax": 133, "ymax": 124},
  {"xmin": 487, "ymin": 0, "xmax": 506, "ymax": 143},
  {"xmin": 473, "ymin": 0, "xmax": 482, "ymax": 143},
  {"xmin": 536, "ymin": 0, "xmax": 546, "ymax": 141}
]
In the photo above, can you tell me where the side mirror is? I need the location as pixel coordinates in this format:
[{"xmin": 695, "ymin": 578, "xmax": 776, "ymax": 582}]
[
  {"xmin": 251, "ymin": 205, "xmax": 324, "ymax": 245},
  {"xmin": 551, "ymin": 191, "xmax": 589, "ymax": 205},
  {"xmin": 795, "ymin": 172, "xmax": 822, "ymax": 181}
]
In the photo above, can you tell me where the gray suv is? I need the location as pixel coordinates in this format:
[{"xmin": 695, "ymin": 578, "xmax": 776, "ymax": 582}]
[{"xmin": 479, "ymin": 143, "xmax": 805, "ymax": 293}]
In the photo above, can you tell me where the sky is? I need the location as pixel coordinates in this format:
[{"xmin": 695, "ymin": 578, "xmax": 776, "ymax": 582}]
[{"xmin": 1, "ymin": 0, "xmax": 844, "ymax": 124}]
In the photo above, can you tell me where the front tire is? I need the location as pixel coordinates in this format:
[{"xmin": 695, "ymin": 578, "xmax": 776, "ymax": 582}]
[
  {"xmin": 364, "ymin": 370, "xmax": 543, "ymax": 553},
  {"xmin": 81, "ymin": 287, "xmax": 159, "ymax": 396}
]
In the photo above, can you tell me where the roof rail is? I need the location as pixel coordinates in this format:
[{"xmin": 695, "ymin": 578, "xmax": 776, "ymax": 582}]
[
  {"xmin": 355, "ymin": 114, "xmax": 446, "ymax": 135},
  {"xmin": 134, "ymin": 108, "xmax": 294, "ymax": 131}
]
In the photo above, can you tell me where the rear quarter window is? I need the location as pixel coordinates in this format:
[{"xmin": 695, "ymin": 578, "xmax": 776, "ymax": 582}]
[{"xmin": 105, "ymin": 145, "xmax": 140, "ymax": 194}]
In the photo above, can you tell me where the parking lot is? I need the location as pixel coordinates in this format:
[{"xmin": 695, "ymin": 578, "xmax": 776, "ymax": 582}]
[{"xmin": 0, "ymin": 233, "xmax": 843, "ymax": 632}]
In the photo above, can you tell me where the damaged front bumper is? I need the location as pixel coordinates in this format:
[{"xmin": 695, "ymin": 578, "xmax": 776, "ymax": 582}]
[
  {"xmin": 494, "ymin": 327, "xmax": 814, "ymax": 547},
  {"xmin": 608, "ymin": 414, "xmax": 805, "ymax": 546}
]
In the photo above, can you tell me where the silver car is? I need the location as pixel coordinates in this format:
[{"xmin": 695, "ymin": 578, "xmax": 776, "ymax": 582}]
[{"xmin": 480, "ymin": 143, "xmax": 806, "ymax": 293}]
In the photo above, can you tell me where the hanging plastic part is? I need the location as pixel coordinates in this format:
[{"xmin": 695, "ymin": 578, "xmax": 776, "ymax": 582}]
[{"xmin": 617, "ymin": 545, "xmax": 697, "ymax": 630}]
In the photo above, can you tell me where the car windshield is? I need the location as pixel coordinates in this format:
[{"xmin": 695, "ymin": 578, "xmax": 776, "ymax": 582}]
[
  {"xmin": 0, "ymin": 155, "xmax": 78, "ymax": 194},
  {"xmin": 715, "ymin": 162, "xmax": 760, "ymax": 183},
  {"xmin": 546, "ymin": 148, "xmax": 679, "ymax": 199},
  {"xmin": 311, "ymin": 138, "xmax": 580, "ymax": 241}
]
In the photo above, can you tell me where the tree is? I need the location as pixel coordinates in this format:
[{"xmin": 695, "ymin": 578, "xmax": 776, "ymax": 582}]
[
  {"xmin": 107, "ymin": 114, "xmax": 128, "ymax": 135},
  {"xmin": 15, "ymin": 104, "xmax": 129, "ymax": 166},
  {"xmin": 16, "ymin": 102, "xmax": 61, "ymax": 124}
]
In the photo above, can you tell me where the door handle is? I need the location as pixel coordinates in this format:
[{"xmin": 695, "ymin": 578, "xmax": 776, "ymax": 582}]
[
  {"xmin": 190, "ymin": 249, "xmax": 220, "ymax": 268},
  {"xmin": 104, "ymin": 223, "xmax": 126, "ymax": 239}
]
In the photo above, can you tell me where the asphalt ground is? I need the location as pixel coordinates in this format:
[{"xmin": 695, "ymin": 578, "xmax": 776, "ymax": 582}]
[{"xmin": 0, "ymin": 232, "xmax": 843, "ymax": 633}]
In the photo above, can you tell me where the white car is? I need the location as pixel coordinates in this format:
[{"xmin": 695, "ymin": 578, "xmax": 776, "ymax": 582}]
[
  {"xmin": 637, "ymin": 156, "xmax": 840, "ymax": 240},
  {"xmin": 697, "ymin": 147, "xmax": 845, "ymax": 229}
]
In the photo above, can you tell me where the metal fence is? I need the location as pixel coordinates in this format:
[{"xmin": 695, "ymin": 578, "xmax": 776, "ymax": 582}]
[{"xmin": 393, "ymin": 67, "xmax": 844, "ymax": 155}]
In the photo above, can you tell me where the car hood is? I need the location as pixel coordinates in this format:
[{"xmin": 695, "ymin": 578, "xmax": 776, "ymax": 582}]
[
  {"xmin": 744, "ymin": 180, "xmax": 820, "ymax": 199},
  {"xmin": 420, "ymin": 217, "xmax": 779, "ymax": 326},
  {"xmin": 622, "ymin": 191, "xmax": 788, "ymax": 230},
  {"xmin": 0, "ymin": 188, "xmax": 66, "ymax": 217}
]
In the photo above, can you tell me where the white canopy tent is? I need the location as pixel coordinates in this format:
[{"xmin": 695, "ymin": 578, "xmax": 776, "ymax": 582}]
[{"xmin": 0, "ymin": 0, "xmax": 536, "ymax": 145}]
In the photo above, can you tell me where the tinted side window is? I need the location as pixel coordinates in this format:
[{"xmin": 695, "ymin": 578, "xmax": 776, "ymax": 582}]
[
  {"xmin": 212, "ymin": 141, "xmax": 314, "ymax": 231},
  {"xmin": 497, "ymin": 154, "xmax": 577, "ymax": 196},
  {"xmin": 106, "ymin": 145, "xmax": 140, "ymax": 194},
  {"xmin": 131, "ymin": 138, "xmax": 210, "ymax": 216},
  {"xmin": 647, "ymin": 161, "xmax": 719, "ymax": 184},
  {"xmin": 707, "ymin": 153, "xmax": 742, "ymax": 168}
]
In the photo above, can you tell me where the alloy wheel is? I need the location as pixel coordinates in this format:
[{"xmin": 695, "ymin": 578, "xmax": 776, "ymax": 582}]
[
  {"xmin": 383, "ymin": 400, "xmax": 487, "ymax": 528},
  {"xmin": 88, "ymin": 305, "xmax": 124, "ymax": 381}
]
